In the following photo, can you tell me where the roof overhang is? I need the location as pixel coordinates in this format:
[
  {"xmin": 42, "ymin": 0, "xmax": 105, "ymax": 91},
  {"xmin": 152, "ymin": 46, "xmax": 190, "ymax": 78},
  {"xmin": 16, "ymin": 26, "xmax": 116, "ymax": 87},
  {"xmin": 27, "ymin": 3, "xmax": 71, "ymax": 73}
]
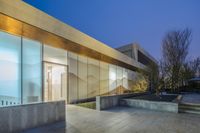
[{"xmin": 0, "ymin": 0, "xmax": 148, "ymax": 72}]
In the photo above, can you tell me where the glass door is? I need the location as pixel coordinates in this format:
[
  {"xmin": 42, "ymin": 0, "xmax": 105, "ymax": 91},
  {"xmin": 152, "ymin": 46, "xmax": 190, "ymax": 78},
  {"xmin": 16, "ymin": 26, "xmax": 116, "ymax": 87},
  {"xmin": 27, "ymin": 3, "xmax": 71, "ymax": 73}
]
[{"xmin": 44, "ymin": 62, "xmax": 68, "ymax": 103}]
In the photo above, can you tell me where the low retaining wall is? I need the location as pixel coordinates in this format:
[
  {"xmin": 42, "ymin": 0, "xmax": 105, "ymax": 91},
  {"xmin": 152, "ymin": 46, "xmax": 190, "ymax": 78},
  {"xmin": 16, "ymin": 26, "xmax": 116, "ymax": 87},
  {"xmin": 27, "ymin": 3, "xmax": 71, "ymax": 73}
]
[
  {"xmin": 96, "ymin": 93, "xmax": 147, "ymax": 110},
  {"xmin": 0, "ymin": 100, "xmax": 66, "ymax": 132},
  {"xmin": 121, "ymin": 99, "xmax": 178, "ymax": 113}
]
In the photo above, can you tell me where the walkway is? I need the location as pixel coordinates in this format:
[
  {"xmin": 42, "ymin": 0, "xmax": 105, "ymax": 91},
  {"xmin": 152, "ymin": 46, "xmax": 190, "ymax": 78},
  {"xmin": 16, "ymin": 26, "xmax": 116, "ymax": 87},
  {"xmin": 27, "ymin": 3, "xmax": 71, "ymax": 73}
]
[{"xmin": 24, "ymin": 105, "xmax": 200, "ymax": 133}]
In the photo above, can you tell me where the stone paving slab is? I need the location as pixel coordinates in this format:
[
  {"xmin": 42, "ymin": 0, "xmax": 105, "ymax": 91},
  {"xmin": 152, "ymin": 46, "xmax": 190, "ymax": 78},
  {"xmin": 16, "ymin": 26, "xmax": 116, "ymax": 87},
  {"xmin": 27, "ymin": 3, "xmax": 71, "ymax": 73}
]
[{"xmin": 23, "ymin": 105, "xmax": 200, "ymax": 133}]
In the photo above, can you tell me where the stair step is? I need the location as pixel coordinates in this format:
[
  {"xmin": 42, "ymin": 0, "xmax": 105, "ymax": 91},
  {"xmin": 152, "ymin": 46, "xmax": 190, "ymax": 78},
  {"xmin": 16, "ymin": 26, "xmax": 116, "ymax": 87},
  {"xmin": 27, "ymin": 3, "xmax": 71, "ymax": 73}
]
[
  {"xmin": 179, "ymin": 106, "xmax": 200, "ymax": 111},
  {"xmin": 180, "ymin": 103, "xmax": 200, "ymax": 107},
  {"xmin": 179, "ymin": 109, "xmax": 200, "ymax": 115},
  {"xmin": 178, "ymin": 103, "xmax": 200, "ymax": 114}
]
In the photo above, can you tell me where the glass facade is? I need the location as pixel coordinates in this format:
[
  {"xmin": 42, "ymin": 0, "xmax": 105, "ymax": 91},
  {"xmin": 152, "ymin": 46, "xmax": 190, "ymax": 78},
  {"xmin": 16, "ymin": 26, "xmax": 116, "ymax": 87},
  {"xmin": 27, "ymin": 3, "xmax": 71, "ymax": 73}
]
[{"xmin": 0, "ymin": 30, "xmax": 149, "ymax": 106}]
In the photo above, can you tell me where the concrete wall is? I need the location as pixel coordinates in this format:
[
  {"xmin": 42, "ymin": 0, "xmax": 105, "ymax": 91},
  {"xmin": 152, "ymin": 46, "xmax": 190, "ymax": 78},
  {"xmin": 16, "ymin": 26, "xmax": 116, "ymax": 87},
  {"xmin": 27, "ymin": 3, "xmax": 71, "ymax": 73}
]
[
  {"xmin": 121, "ymin": 99, "xmax": 178, "ymax": 113},
  {"xmin": 96, "ymin": 93, "xmax": 146, "ymax": 110},
  {"xmin": 0, "ymin": 100, "xmax": 66, "ymax": 132}
]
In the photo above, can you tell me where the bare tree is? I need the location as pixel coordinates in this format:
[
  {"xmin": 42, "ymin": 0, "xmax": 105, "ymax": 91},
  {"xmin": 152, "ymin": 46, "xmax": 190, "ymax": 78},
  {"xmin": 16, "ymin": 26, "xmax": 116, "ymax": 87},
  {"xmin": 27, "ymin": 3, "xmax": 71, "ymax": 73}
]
[
  {"xmin": 161, "ymin": 28, "xmax": 192, "ymax": 92},
  {"xmin": 158, "ymin": 60, "xmax": 168, "ymax": 92}
]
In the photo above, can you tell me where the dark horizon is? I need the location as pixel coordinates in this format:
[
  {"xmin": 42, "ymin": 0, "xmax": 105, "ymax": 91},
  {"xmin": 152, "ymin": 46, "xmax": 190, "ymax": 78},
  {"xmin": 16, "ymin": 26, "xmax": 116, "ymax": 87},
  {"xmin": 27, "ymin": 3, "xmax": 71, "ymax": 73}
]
[{"xmin": 24, "ymin": 0, "xmax": 200, "ymax": 60}]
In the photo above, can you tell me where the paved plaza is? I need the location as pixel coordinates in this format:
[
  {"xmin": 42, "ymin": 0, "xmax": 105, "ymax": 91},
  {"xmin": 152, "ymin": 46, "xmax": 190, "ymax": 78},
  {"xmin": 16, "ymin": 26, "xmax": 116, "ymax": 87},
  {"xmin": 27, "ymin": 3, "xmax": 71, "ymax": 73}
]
[{"xmin": 24, "ymin": 105, "xmax": 200, "ymax": 133}]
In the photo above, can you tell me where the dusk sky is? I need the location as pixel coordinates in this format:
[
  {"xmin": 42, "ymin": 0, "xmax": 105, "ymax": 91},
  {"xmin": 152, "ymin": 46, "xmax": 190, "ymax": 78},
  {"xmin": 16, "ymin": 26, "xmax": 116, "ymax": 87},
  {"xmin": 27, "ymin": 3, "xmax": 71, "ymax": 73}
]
[{"xmin": 24, "ymin": 0, "xmax": 200, "ymax": 60}]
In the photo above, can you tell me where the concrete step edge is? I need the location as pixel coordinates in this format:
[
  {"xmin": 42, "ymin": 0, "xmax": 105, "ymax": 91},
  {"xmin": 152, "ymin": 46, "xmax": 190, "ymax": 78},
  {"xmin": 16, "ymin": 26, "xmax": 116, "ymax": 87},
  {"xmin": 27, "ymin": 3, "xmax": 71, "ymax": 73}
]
[
  {"xmin": 180, "ymin": 103, "xmax": 200, "ymax": 107},
  {"xmin": 179, "ymin": 106, "xmax": 200, "ymax": 111},
  {"xmin": 179, "ymin": 109, "xmax": 200, "ymax": 114}
]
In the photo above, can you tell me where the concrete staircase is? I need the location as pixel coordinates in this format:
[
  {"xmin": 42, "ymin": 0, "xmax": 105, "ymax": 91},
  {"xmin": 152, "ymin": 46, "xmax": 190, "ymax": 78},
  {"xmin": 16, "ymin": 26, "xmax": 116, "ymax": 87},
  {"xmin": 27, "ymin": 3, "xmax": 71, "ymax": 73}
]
[{"xmin": 179, "ymin": 103, "xmax": 200, "ymax": 115}]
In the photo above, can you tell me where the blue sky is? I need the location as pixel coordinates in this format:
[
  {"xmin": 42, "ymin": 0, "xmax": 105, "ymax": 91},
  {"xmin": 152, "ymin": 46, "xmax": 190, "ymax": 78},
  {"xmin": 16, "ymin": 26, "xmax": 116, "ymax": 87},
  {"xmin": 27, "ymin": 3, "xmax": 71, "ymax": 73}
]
[{"xmin": 23, "ymin": 0, "xmax": 200, "ymax": 60}]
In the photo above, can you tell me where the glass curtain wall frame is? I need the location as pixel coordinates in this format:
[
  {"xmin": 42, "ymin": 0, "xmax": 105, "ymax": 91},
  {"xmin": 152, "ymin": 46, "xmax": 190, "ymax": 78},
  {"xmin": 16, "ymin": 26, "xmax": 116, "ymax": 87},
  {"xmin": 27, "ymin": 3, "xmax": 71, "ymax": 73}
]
[{"xmin": 0, "ymin": 31, "xmax": 21, "ymax": 107}]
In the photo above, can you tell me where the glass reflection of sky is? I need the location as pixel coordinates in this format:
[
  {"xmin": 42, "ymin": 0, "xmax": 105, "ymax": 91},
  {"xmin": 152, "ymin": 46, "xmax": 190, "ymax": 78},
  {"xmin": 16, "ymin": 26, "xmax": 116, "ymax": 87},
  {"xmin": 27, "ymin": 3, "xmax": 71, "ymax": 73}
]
[{"xmin": 0, "ymin": 32, "xmax": 21, "ymax": 98}]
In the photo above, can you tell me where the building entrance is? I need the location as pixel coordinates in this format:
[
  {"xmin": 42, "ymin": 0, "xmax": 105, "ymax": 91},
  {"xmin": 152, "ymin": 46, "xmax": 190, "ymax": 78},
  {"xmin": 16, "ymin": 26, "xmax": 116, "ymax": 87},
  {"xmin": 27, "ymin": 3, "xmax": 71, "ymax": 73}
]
[{"xmin": 44, "ymin": 62, "xmax": 68, "ymax": 103}]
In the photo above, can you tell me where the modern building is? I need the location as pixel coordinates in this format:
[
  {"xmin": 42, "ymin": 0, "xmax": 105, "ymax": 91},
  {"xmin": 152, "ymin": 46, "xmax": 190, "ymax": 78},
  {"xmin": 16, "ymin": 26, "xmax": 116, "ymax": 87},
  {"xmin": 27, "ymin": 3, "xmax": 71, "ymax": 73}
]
[
  {"xmin": 0, "ymin": 0, "xmax": 156, "ymax": 107},
  {"xmin": 116, "ymin": 44, "xmax": 158, "ymax": 92},
  {"xmin": 116, "ymin": 43, "xmax": 157, "ymax": 66}
]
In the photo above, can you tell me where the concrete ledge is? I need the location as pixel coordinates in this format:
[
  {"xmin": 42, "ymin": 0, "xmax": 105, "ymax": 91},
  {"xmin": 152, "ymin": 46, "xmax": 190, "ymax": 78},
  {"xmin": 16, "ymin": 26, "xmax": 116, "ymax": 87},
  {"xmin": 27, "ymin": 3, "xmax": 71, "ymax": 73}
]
[
  {"xmin": 96, "ymin": 93, "xmax": 147, "ymax": 110},
  {"xmin": 0, "ymin": 100, "xmax": 66, "ymax": 132},
  {"xmin": 121, "ymin": 99, "xmax": 178, "ymax": 113}
]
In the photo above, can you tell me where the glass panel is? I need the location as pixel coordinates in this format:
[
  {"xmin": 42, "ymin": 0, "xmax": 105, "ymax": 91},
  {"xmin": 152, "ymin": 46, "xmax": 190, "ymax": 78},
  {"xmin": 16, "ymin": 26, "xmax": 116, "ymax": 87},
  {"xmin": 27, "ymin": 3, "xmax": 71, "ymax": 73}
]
[
  {"xmin": 128, "ymin": 69, "xmax": 134, "ymax": 90},
  {"xmin": 109, "ymin": 64, "xmax": 117, "ymax": 94},
  {"xmin": 22, "ymin": 38, "xmax": 42, "ymax": 104},
  {"xmin": 78, "ymin": 55, "xmax": 88, "ymax": 100},
  {"xmin": 68, "ymin": 52, "xmax": 78, "ymax": 103},
  {"xmin": 122, "ymin": 68, "xmax": 128, "ymax": 90},
  {"xmin": 43, "ymin": 45, "xmax": 67, "ymax": 65},
  {"xmin": 0, "ymin": 31, "xmax": 21, "ymax": 107},
  {"xmin": 88, "ymin": 58, "xmax": 100, "ymax": 98},
  {"xmin": 132, "ymin": 71, "xmax": 138, "ymax": 92},
  {"xmin": 133, "ymin": 72, "xmax": 149, "ymax": 92},
  {"xmin": 100, "ymin": 61, "xmax": 109, "ymax": 95},
  {"xmin": 116, "ymin": 66, "xmax": 123, "ymax": 94},
  {"xmin": 44, "ymin": 63, "xmax": 67, "ymax": 102}
]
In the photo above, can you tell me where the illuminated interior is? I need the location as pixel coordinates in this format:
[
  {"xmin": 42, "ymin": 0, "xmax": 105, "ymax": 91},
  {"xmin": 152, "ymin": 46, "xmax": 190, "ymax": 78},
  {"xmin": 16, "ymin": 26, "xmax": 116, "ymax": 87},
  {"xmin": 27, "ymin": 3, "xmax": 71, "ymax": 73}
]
[{"xmin": 44, "ymin": 63, "xmax": 67, "ymax": 102}]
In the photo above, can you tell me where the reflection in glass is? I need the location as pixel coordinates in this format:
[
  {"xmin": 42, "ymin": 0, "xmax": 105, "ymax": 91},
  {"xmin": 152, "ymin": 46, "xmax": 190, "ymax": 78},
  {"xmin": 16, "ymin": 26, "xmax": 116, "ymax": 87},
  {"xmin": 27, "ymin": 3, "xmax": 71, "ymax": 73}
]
[
  {"xmin": 0, "ymin": 31, "xmax": 150, "ymax": 106},
  {"xmin": 22, "ymin": 38, "xmax": 42, "ymax": 104},
  {"xmin": 0, "ymin": 31, "xmax": 21, "ymax": 106},
  {"xmin": 78, "ymin": 55, "xmax": 88, "ymax": 99},
  {"xmin": 88, "ymin": 58, "xmax": 100, "ymax": 98},
  {"xmin": 68, "ymin": 52, "xmax": 78, "ymax": 103},
  {"xmin": 117, "ymin": 66, "xmax": 123, "ymax": 94},
  {"xmin": 44, "ymin": 63, "xmax": 67, "ymax": 102},
  {"xmin": 109, "ymin": 64, "xmax": 117, "ymax": 94},
  {"xmin": 44, "ymin": 45, "xmax": 67, "ymax": 65},
  {"xmin": 122, "ymin": 68, "xmax": 128, "ymax": 90},
  {"xmin": 100, "ymin": 61, "xmax": 109, "ymax": 95}
]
